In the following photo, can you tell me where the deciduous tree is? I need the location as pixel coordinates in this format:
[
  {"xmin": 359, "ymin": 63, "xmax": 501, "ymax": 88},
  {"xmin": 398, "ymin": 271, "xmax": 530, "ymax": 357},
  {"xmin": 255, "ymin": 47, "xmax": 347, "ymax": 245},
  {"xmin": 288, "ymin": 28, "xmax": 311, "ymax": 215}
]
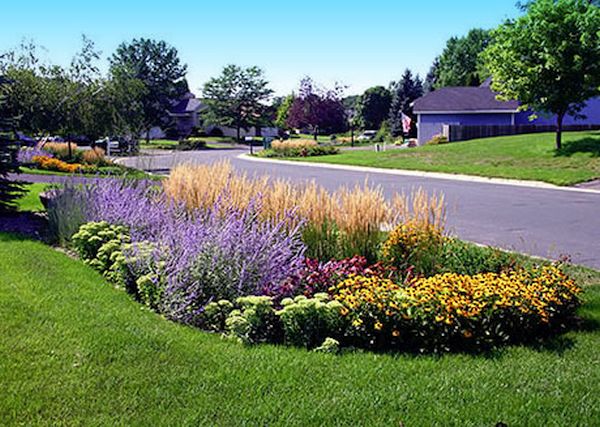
[
  {"xmin": 109, "ymin": 38, "xmax": 188, "ymax": 142},
  {"xmin": 202, "ymin": 64, "xmax": 273, "ymax": 144},
  {"xmin": 482, "ymin": 0, "xmax": 600, "ymax": 149},
  {"xmin": 355, "ymin": 86, "xmax": 392, "ymax": 130}
]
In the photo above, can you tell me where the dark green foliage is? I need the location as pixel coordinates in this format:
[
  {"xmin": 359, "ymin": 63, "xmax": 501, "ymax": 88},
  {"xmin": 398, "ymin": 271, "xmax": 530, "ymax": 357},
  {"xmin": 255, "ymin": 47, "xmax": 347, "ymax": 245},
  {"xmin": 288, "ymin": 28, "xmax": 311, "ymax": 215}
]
[
  {"xmin": 202, "ymin": 65, "xmax": 273, "ymax": 142},
  {"xmin": 225, "ymin": 296, "xmax": 282, "ymax": 344},
  {"xmin": 434, "ymin": 28, "xmax": 491, "ymax": 88},
  {"xmin": 277, "ymin": 294, "xmax": 347, "ymax": 349},
  {"xmin": 355, "ymin": 86, "xmax": 392, "ymax": 130},
  {"xmin": 110, "ymin": 38, "xmax": 188, "ymax": 138},
  {"xmin": 438, "ymin": 239, "xmax": 524, "ymax": 275},
  {"xmin": 482, "ymin": 0, "xmax": 600, "ymax": 149},
  {"xmin": 258, "ymin": 144, "xmax": 338, "ymax": 158},
  {"xmin": 389, "ymin": 69, "xmax": 423, "ymax": 137},
  {"xmin": 0, "ymin": 76, "xmax": 24, "ymax": 213}
]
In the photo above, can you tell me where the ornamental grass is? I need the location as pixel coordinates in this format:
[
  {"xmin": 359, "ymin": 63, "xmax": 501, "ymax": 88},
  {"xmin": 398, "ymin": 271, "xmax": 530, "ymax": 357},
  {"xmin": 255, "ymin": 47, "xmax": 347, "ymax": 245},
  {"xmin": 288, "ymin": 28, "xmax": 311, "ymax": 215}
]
[
  {"xmin": 271, "ymin": 139, "xmax": 317, "ymax": 151},
  {"xmin": 164, "ymin": 161, "xmax": 446, "ymax": 261}
]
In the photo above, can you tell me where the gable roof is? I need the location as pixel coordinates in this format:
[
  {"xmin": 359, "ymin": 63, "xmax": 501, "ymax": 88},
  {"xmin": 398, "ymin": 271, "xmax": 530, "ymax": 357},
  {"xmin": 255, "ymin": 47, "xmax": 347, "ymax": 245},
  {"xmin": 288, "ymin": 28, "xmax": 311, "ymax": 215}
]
[
  {"xmin": 413, "ymin": 86, "xmax": 519, "ymax": 114},
  {"xmin": 169, "ymin": 97, "xmax": 207, "ymax": 115}
]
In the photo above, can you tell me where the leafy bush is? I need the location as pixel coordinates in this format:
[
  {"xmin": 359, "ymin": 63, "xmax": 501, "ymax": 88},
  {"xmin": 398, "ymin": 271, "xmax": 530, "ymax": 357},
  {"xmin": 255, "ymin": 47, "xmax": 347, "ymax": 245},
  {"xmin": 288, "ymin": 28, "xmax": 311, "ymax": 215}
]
[
  {"xmin": 426, "ymin": 134, "xmax": 449, "ymax": 145},
  {"xmin": 178, "ymin": 138, "xmax": 206, "ymax": 150},
  {"xmin": 71, "ymin": 221, "xmax": 129, "ymax": 261},
  {"xmin": 372, "ymin": 120, "xmax": 392, "ymax": 143},
  {"xmin": 277, "ymin": 293, "xmax": 346, "ymax": 348},
  {"xmin": 382, "ymin": 219, "xmax": 446, "ymax": 278},
  {"xmin": 438, "ymin": 238, "xmax": 522, "ymax": 275},
  {"xmin": 333, "ymin": 266, "xmax": 581, "ymax": 352},
  {"xmin": 202, "ymin": 299, "xmax": 235, "ymax": 332},
  {"xmin": 225, "ymin": 296, "xmax": 282, "ymax": 344},
  {"xmin": 258, "ymin": 139, "xmax": 339, "ymax": 158}
]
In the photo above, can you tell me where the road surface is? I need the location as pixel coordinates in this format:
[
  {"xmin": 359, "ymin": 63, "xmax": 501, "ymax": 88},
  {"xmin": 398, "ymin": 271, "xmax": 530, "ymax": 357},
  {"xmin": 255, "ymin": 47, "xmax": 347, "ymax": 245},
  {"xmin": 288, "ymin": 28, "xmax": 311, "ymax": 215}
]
[{"xmin": 48, "ymin": 147, "xmax": 600, "ymax": 268}]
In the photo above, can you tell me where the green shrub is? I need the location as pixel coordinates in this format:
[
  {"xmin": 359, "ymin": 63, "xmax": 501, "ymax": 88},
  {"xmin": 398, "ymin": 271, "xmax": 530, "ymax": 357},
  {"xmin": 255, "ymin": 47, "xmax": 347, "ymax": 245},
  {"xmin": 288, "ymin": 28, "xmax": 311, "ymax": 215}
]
[
  {"xmin": 426, "ymin": 134, "xmax": 449, "ymax": 145},
  {"xmin": 313, "ymin": 337, "xmax": 341, "ymax": 354},
  {"xmin": 438, "ymin": 239, "xmax": 522, "ymax": 275},
  {"xmin": 373, "ymin": 121, "xmax": 392, "ymax": 143},
  {"xmin": 258, "ymin": 145, "xmax": 339, "ymax": 158},
  {"xmin": 135, "ymin": 273, "xmax": 164, "ymax": 309},
  {"xmin": 225, "ymin": 296, "xmax": 282, "ymax": 345},
  {"xmin": 71, "ymin": 221, "xmax": 129, "ymax": 262},
  {"xmin": 277, "ymin": 293, "xmax": 347, "ymax": 348},
  {"xmin": 202, "ymin": 299, "xmax": 235, "ymax": 332},
  {"xmin": 178, "ymin": 138, "xmax": 207, "ymax": 150},
  {"xmin": 381, "ymin": 220, "xmax": 446, "ymax": 277}
]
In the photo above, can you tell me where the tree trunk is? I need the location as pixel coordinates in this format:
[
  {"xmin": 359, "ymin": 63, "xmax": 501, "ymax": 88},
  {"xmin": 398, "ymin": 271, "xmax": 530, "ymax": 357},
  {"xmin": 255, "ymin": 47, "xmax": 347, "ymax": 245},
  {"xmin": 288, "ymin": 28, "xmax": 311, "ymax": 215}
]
[
  {"xmin": 145, "ymin": 129, "xmax": 150, "ymax": 145},
  {"xmin": 556, "ymin": 112, "xmax": 564, "ymax": 151},
  {"xmin": 313, "ymin": 126, "xmax": 318, "ymax": 141}
]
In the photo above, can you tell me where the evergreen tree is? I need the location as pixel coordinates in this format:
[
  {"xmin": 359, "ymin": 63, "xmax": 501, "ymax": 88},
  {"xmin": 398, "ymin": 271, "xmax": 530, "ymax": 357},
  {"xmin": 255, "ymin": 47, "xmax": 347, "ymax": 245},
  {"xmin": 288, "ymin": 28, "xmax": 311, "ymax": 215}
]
[
  {"xmin": 423, "ymin": 57, "xmax": 439, "ymax": 93},
  {"xmin": 389, "ymin": 69, "xmax": 423, "ymax": 137},
  {"xmin": 0, "ymin": 76, "xmax": 24, "ymax": 213}
]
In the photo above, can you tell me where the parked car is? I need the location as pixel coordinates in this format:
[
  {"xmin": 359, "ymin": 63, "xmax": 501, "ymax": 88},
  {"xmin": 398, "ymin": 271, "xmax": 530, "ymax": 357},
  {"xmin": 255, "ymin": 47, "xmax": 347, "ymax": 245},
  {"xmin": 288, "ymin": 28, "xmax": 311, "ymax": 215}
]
[{"xmin": 357, "ymin": 130, "xmax": 377, "ymax": 141}]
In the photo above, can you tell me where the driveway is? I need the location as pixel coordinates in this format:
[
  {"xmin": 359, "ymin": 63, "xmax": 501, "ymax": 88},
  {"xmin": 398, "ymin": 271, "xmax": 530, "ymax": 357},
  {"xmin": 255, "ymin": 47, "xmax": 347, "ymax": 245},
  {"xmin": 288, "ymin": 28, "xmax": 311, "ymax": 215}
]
[{"xmin": 119, "ymin": 148, "xmax": 600, "ymax": 269}]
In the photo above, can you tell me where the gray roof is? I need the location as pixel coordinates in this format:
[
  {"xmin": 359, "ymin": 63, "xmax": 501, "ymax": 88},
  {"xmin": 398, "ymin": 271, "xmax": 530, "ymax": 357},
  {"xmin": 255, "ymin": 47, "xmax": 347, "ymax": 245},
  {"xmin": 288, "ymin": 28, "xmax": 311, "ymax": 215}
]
[
  {"xmin": 413, "ymin": 86, "xmax": 519, "ymax": 113},
  {"xmin": 170, "ymin": 97, "xmax": 206, "ymax": 115}
]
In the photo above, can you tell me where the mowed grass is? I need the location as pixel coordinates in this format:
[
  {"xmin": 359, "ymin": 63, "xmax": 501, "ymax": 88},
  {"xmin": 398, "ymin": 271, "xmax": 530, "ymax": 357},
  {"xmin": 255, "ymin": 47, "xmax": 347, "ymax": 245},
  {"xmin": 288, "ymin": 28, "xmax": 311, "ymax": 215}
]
[
  {"xmin": 1, "ymin": 233, "xmax": 600, "ymax": 425},
  {"xmin": 295, "ymin": 131, "xmax": 600, "ymax": 185},
  {"xmin": 15, "ymin": 183, "xmax": 49, "ymax": 212}
]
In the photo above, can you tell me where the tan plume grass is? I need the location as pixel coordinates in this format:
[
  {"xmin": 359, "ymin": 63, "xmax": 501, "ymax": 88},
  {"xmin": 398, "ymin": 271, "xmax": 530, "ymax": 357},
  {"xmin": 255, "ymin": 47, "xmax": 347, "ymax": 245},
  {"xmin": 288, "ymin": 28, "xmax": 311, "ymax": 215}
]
[{"xmin": 164, "ymin": 161, "xmax": 446, "ymax": 260}]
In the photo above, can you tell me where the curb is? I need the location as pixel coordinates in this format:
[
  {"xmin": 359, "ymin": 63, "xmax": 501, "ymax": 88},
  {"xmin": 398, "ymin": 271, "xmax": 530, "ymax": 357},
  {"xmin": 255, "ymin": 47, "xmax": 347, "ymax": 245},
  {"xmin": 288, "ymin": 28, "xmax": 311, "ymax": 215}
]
[{"xmin": 239, "ymin": 154, "xmax": 600, "ymax": 195}]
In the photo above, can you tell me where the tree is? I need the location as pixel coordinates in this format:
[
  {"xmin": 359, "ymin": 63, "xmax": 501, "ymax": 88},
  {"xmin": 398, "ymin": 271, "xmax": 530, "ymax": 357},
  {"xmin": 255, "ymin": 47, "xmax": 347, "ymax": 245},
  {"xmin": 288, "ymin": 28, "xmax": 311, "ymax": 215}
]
[
  {"xmin": 202, "ymin": 64, "xmax": 273, "ymax": 145},
  {"xmin": 0, "ymin": 76, "xmax": 24, "ymax": 213},
  {"xmin": 275, "ymin": 94, "xmax": 294, "ymax": 130},
  {"xmin": 482, "ymin": 0, "xmax": 600, "ymax": 149},
  {"xmin": 435, "ymin": 28, "xmax": 491, "ymax": 88},
  {"xmin": 286, "ymin": 77, "xmax": 347, "ymax": 138},
  {"xmin": 423, "ymin": 57, "xmax": 439, "ymax": 93},
  {"xmin": 389, "ymin": 69, "xmax": 423, "ymax": 137},
  {"xmin": 355, "ymin": 86, "xmax": 392, "ymax": 130},
  {"xmin": 109, "ymin": 38, "xmax": 188, "ymax": 142}
]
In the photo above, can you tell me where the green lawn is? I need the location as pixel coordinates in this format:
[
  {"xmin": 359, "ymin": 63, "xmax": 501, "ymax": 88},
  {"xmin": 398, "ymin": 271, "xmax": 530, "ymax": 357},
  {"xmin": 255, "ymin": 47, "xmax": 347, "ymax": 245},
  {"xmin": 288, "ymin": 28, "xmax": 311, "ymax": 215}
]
[
  {"xmin": 16, "ymin": 183, "xmax": 50, "ymax": 212},
  {"xmin": 21, "ymin": 166, "xmax": 158, "ymax": 181},
  {"xmin": 293, "ymin": 131, "xmax": 600, "ymax": 186},
  {"xmin": 1, "ymin": 233, "xmax": 600, "ymax": 425},
  {"xmin": 140, "ymin": 137, "xmax": 239, "ymax": 150}
]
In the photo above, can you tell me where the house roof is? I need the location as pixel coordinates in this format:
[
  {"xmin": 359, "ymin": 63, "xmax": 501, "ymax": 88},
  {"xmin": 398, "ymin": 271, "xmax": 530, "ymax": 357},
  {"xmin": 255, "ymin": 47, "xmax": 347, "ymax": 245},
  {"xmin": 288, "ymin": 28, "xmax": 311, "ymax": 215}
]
[
  {"xmin": 413, "ymin": 86, "xmax": 519, "ymax": 114},
  {"xmin": 169, "ymin": 97, "xmax": 207, "ymax": 115}
]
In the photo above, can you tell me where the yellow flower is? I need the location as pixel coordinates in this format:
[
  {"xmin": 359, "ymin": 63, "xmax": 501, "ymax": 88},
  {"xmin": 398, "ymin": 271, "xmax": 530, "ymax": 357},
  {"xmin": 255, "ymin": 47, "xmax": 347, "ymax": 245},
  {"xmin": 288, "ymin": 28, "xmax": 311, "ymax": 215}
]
[{"xmin": 374, "ymin": 321, "xmax": 383, "ymax": 331}]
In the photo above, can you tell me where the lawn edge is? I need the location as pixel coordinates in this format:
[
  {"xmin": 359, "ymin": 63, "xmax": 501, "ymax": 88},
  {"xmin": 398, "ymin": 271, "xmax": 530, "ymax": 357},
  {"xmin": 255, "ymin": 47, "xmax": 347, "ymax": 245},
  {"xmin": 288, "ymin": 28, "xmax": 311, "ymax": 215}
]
[{"xmin": 239, "ymin": 154, "xmax": 600, "ymax": 195}]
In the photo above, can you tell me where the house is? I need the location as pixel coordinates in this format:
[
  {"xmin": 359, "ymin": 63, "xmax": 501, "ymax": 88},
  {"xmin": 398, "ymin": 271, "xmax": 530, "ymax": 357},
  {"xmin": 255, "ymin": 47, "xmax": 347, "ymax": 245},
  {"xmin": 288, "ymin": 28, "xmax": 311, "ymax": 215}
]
[
  {"xmin": 412, "ymin": 81, "xmax": 600, "ymax": 145},
  {"xmin": 168, "ymin": 93, "xmax": 279, "ymax": 139}
]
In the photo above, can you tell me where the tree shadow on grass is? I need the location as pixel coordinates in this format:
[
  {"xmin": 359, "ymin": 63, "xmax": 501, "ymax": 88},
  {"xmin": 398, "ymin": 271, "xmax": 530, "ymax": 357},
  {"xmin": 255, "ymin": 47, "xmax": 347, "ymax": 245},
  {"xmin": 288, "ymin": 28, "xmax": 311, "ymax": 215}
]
[{"xmin": 554, "ymin": 133, "xmax": 600, "ymax": 157}]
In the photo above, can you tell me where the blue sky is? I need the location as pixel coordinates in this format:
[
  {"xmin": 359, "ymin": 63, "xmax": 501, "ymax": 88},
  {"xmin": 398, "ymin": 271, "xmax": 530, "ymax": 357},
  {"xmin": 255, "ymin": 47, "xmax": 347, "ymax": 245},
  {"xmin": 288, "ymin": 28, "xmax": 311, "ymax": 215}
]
[{"xmin": 1, "ymin": 0, "xmax": 521, "ymax": 96}]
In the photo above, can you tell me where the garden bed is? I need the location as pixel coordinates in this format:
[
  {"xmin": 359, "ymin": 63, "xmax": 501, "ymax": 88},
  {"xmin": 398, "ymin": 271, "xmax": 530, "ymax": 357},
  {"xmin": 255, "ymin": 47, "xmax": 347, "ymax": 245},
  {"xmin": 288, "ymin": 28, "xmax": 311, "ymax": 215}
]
[{"xmin": 43, "ymin": 161, "xmax": 584, "ymax": 354}]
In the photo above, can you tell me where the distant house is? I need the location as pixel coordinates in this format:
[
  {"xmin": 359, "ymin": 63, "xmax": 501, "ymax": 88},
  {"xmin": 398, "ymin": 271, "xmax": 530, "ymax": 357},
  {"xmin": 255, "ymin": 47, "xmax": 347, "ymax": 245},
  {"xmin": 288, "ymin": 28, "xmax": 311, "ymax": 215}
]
[
  {"xmin": 413, "ymin": 81, "xmax": 600, "ymax": 145},
  {"xmin": 168, "ymin": 93, "xmax": 279, "ymax": 139}
]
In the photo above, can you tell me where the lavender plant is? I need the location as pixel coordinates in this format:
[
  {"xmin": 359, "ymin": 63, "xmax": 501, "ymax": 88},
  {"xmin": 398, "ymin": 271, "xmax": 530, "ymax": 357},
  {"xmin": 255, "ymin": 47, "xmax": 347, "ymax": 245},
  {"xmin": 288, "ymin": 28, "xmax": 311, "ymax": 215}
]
[{"xmin": 52, "ymin": 178, "xmax": 307, "ymax": 323}]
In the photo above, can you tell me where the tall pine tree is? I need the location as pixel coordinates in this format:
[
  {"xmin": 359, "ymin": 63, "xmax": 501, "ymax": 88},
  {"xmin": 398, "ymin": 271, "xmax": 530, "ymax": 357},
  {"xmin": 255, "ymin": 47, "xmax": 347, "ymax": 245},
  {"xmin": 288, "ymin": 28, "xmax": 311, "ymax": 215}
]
[
  {"xmin": 389, "ymin": 69, "xmax": 423, "ymax": 137},
  {"xmin": 0, "ymin": 76, "xmax": 24, "ymax": 213}
]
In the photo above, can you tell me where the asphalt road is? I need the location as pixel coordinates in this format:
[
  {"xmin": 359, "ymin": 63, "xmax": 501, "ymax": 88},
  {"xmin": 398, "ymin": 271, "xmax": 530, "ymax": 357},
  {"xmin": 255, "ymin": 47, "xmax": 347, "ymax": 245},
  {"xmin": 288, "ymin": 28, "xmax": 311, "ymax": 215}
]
[{"xmin": 117, "ymin": 148, "xmax": 598, "ymax": 269}]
